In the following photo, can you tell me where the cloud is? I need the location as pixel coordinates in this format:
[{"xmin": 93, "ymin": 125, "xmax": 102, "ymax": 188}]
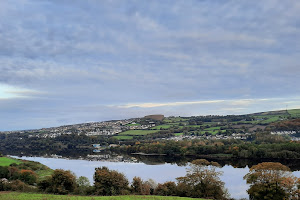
[
  {"xmin": 116, "ymin": 100, "xmax": 226, "ymax": 108},
  {"xmin": 0, "ymin": 84, "xmax": 40, "ymax": 99},
  {"xmin": 0, "ymin": 0, "xmax": 300, "ymax": 130}
]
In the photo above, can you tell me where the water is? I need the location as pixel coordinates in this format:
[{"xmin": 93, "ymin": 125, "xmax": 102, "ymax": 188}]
[{"xmin": 12, "ymin": 156, "xmax": 300, "ymax": 199}]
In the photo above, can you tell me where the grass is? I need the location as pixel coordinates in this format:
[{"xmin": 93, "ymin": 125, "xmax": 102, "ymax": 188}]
[
  {"xmin": 151, "ymin": 125, "xmax": 172, "ymax": 130},
  {"xmin": 288, "ymin": 109, "xmax": 300, "ymax": 118},
  {"xmin": 113, "ymin": 136, "xmax": 134, "ymax": 140},
  {"xmin": 185, "ymin": 125, "xmax": 202, "ymax": 128},
  {"xmin": 163, "ymin": 117, "xmax": 188, "ymax": 123},
  {"xmin": 203, "ymin": 126, "xmax": 221, "ymax": 131},
  {"xmin": 0, "ymin": 157, "xmax": 53, "ymax": 180},
  {"xmin": 260, "ymin": 116, "xmax": 281, "ymax": 124},
  {"xmin": 174, "ymin": 132, "xmax": 184, "ymax": 136},
  {"xmin": 0, "ymin": 157, "xmax": 22, "ymax": 166},
  {"xmin": 32, "ymin": 162, "xmax": 53, "ymax": 180},
  {"xmin": 0, "ymin": 192, "xmax": 208, "ymax": 200},
  {"xmin": 201, "ymin": 128, "xmax": 226, "ymax": 135},
  {"xmin": 118, "ymin": 130, "xmax": 158, "ymax": 136}
]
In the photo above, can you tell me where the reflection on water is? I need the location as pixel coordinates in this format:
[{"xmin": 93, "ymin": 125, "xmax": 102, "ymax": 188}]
[
  {"xmin": 13, "ymin": 156, "xmax": 249, "ymax": 199},
  {"xmin": 6, "ymin": 148, "xmax": 300, "ymax": 200},
  {"xmin": 4, "ymin": 148, "xmax": 300, "ymax": 170}
]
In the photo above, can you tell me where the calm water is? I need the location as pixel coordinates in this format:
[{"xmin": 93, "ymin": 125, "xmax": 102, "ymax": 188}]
[{"xmin": 12, "ymin": 156, "xmax": 300, "ymax": 200}]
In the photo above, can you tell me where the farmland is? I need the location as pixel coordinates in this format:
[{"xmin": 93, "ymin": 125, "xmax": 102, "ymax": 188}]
[
  {"xmin": 0, "ymin": 157, "xmax": 21, "ymax": 166},
  {"xmin": 113, "ymin": 135, "xmax": 133, "ymax": 140},
  {"xmin": 288, "ymin": 109, "xmax": 300, "ymax": 118},
  {"xmin": 151, "ymin": 125, "xmax": 172, "ymax": 130},
  {"xmin": 118, "ymin": 130, "xmax": 158, "ymax": 136}
]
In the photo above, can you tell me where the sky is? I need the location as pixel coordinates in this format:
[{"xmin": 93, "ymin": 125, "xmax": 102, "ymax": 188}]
[{"xmin": 0, "ymin": 0, "xmax": 300, "ymax": 131}]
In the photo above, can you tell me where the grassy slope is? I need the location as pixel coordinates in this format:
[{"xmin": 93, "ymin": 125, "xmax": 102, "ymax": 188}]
[
  {"xmin": 151, "ymin": 125, "xmax": 172, "ymax": 130},
  {"xmin": 0, "ymin": 192, "xmax": 208, "ymax": 200},
  {"xmin": 0, "ymin": 157, "xmax": 22, "ymax": 166},
  {"xmin": 288, "ymin": 109, "xmax": 300, "ymax": 118},
  {"xmin": 0, "ymin": 157, "xmax": 53, "ymax": 180},
  {"xmin": 113, "ymin": 136, "xmax": 133, "ymax": 140},
  {"xmin": 118, "ymin": 130, "xmax": 158, "ymax": 136}
]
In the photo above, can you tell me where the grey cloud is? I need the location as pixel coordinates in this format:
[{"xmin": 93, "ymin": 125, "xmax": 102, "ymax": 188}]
[{"xmin": 0, "ymin": 0, "xmax": 300, "ymax": 130}]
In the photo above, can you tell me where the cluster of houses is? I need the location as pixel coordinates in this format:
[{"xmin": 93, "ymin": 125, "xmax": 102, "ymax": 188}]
[
  {"xmin": 166, "ymin": 132, "xmax": 252, "ymax": 141},
  {"xmin": 270, "ymin": 131, "xmax": 297, "ymax": 135},
  {"xmin": 24, "ymin": 119, "xmax": 143, "ymax": 138},
  {"xmin": 127, "ymin": 122, "xmax": 156, "ymax": 130}
]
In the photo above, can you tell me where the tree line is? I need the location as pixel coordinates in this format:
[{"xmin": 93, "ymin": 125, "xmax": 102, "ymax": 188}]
[{"xmin": 112, "ymin": 136, "xmax": 300, "ymax": 160}]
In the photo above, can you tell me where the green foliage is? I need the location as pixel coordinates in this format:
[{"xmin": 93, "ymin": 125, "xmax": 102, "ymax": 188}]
[
  {"xmin": 75, "ymin": 176, "xmax": 93, "ymax": 195},
  {"xmin": 115, "ymin": 139, "xmax": 300, "ymax": 159}
]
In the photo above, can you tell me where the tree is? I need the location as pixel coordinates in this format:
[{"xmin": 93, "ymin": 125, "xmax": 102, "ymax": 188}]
[
  {"xmin": 131, "ymin": 176, "xmax": 143, "ymax": 194},
  {"xmin": 176, "ymin": 159, "xmax": 227, "ymax": 199},
  {"xmin": 94, "ymin": 166, "xmax": 129, "ymax": 195},
  {"xmin": 75, "ymin": 176, "xmax": 91, "ymax": 195},
  {"xmin": 38, "ymin": 169, "xmax": 77, "ymax": 194},
  {"xmin": 19, "ymin": 169, "xmax": 37, "ymax": 185},
  {"xmin": 131, "ymin": 176, "xmax": 150, "ymax": 195},
  {"xmin": 154, "ymin": 181, "xmax": 177, "ymax": 196},
  {"xmin": 244, "ymin": 162, "xmax": 299, "ymax": 200},
  {"xmin": 144, "ymin": 179, "xmax": 157, "ymax": 194}
]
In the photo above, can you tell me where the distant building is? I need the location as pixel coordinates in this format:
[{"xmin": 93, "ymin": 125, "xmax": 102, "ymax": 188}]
[{"xmin": 92, "ymin": 144, "xmax": 101, "ymax": 148}]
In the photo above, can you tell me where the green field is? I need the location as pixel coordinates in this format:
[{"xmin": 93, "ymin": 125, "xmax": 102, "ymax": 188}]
[
  {"xmin": 113, "ymin": 136, "xmax": 134, "ymax": 140},
  {"xmin": 0, "ymin": 157, "xmax": 22, "ymax": 166},
  {"xmin": 174, "ymin": 132, "xmax": 184, "ymax": 136},
  {"xmin": 186, "ymin": 125, "xmax": 202, "ymax": 128},
  {"xmin": 151, "ymin": 125, "xmax": 172, "ymax": 130},
  {"xmin": 201, "ymin": 127, "xmax": 225, "ymax": 135},
  {"xmin": 260, "ymin": 116, "xmax": 281, "ymax": 124},
  {"xmin": 163, "ymin": 117, "xmax": 188, "ymax": 123},
  {"xmin": 0, "ymin": 192, "xmax": 208, "ymax": 200},
  {"xmin": 288, "ymin": 109, "xmax": 300, "ymax": 117},
  {"xmin": 204, "ymin": 126, "xmax": 221, "ymax": 131},
  {"xmin": 118, "ymin": 130, "xmax": 158, "ymax": 136}
]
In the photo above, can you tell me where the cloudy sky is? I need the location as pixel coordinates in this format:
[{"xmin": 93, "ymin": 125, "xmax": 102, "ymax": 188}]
[{"xmin": 0, "ymin": 0, "xmax": 300, "ymax": 131}]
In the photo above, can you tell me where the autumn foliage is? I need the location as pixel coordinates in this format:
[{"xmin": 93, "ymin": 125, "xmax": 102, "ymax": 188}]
[{"xmin": 244, "ymin": 162, "xmax": 300, "ymax": 200}]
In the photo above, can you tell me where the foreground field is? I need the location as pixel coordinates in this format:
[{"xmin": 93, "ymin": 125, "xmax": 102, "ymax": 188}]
[{"xmin": 0, "ymin": 192, "xmax": 208, "ymax": 200}]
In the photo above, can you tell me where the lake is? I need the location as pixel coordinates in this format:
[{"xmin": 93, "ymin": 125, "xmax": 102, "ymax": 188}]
[{"xmin": 13, "ymin": 156, "xmax": 300, "ymax": 199}]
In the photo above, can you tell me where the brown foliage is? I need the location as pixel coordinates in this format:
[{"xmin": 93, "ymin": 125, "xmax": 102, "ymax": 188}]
[
  {"xmin": 94, "ymin": 166, "xmax": 129, "ymax": 195},
  {"xmin": 244, "ymin": 162, "xmax": 299, "ymax": 200}
]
